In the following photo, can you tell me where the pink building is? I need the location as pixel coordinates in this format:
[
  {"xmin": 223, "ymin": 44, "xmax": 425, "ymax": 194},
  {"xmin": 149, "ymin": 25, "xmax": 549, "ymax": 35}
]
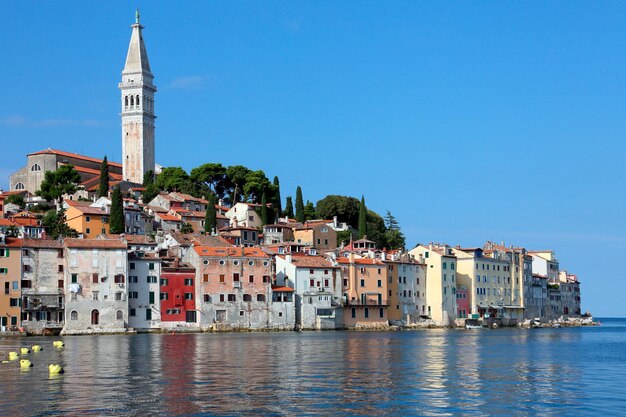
[{"xmin": 456, "ymin": 286, "xmax": 469, "ymax": 318}]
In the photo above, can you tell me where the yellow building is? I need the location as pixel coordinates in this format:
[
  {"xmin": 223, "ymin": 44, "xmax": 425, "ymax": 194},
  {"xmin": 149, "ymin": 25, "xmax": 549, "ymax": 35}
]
[
  {"xmin": 337, "ymin": 253, "xmax": 389, "ymax": 328},
  {"xmin": 65, "ymin": 201, "xmax": 110, "ymax": 239},
  {"xmin": 408, "ymin": 244, "xmax": 457, "ymax": 325},
  {"xmin": 0, "ymin": 236, "xmax": 22, "ymax": 330}
]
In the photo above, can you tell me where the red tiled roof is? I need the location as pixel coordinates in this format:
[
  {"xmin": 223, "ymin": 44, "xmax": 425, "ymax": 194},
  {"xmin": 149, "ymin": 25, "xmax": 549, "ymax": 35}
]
[
  {"xmin": 337, "ymin": 257, "xmax": 384, "ymax": 265},
  {"xmin": 28, "ymin": 149, "xmax": 122, "ymax": 168},
  {"xmin": 156, "ymin": 213, "xmax": 182, "ymax": 222},
  {"xmin": 278, "ymin": 254, "xmax": 338, "ymax": 269},
  {"xmin": 64, "ymin": 238, "xmax": 126, "ymax": 249},
  {"xmin": 67, "ymin": 205, "xmax": 109, "ymax": 216},
  {"xmin": 272, "ymin": 286, "xmax": 294, "ymax": 292},
  {"xmin": 0, "ymin": 219, "xmax": 18, "ymax": 227},
  {"xmin": 0, "ymin": 237, "xmax": 23, "ymax": 247},
  {"xmin": 22, "ymin": 238, "xmax": 63, "ymax": 249}
]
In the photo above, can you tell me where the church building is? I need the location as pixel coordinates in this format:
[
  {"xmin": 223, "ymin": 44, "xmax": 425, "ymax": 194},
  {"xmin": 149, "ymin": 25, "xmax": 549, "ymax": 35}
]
[{"xmin": 9, "ymin": 11, "xmax": 157, "ymax": 194}]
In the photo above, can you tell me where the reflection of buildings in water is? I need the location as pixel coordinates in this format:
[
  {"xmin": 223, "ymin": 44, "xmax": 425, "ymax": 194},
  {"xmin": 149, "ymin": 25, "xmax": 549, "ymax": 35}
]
[
  {"xmin": 419, "ymin": 331, "xmax": 452, "ymax": 412},
  {"xmin": 454, "ymin": 332, "xmax": 486, "ymax": 411},
  {"xmin": 161, "ymin": 334, "xmax": 201, "ymax": 416}
]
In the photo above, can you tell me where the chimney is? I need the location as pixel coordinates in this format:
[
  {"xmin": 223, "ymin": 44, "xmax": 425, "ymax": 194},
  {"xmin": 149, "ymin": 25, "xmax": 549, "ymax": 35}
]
[
  {"xmin": 218, "ymin": 198, "xmax": 224, "ymax": 207},
  {"xmin": 333, "ymin": 215, "xmax": 338, "ymax": 228}
]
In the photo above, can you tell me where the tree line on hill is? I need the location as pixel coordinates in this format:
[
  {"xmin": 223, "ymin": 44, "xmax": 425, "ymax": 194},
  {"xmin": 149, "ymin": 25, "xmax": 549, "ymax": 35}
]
[{"xmin": 30, "ymin": 160, "xmax": 406, "ymax": 249}]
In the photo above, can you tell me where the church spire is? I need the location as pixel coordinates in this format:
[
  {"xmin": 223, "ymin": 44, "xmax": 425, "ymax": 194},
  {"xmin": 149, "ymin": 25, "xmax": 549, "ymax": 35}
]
[{"xmin": 123, "ymin": 10, "xmax": 152, "ymax": 76}]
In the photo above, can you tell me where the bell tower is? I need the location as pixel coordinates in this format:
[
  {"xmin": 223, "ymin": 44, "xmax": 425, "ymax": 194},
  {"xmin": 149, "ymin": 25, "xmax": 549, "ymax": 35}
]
[{"xmin": 119, "ymin": 9, "xmax": 156, "ymax": 184}]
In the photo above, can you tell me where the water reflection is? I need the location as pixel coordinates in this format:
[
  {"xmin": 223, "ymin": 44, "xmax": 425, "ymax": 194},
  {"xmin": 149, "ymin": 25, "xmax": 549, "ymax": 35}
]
[{"xmin": 0, "ymin": 323, "xmax": 624, "ymax": 416}]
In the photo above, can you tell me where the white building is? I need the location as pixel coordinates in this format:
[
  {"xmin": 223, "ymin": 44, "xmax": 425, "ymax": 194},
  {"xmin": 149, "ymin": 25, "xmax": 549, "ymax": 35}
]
[{"xmin": 128, "ymin": 251, "xmax": 161, "ymax": 331}]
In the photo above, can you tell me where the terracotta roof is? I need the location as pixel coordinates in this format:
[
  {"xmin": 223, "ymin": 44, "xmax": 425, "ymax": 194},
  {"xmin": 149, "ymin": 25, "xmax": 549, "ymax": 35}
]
[
  {"xmin": 193, "ymin": 246, "xmax": 269, "ymax": 258},
  {"xmin": 278, "ymin": 254, "xmax": 338, "ymax": 269},
  {"xmin": 272, "ymin": 286, "xmax": 295, "ymax": 292},
  {"xmin": 67, "ymin": 205, "xmax": 109, "ymax": 216},
  {"xmin": 22, "ymin": 238, "xmax": 63, "ymax": 249},
  {"xmin": 28, "ymin": 149, "xmax": 122, "ymax": 168},
  {"xmin": 190, "ymin": 235, "xmax": 232, "ymax": 247},
  {"xmin": 337, "ymin": 257, "xmax": 384, "ymax": 265},
  {"xmin": 0, "ymin": 219, "xmax": 18, "ymax": 227},
  {"xmin": 102, "ymin": 234, "xmax": 156, "ymax": 245},
  {"xmin": 156, "ymin": 213, "xmax": 182, "ymax": 222},
  {"xmin": 0, "ymin": 237, "xmax": 23, "ymax": 247},
  {"xmin": 64, "ymin": 238, "xmax": 126, "ymax": 249},
  {"xmin": 263, "ymin": 224, "xmax": 295, "ymax": 229}
]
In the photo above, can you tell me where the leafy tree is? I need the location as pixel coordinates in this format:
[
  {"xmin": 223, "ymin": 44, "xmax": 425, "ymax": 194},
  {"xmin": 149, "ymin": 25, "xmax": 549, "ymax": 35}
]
[
  {"xmin": 42, "ymin": 208, "xmax": 78, "ymax": 239},
  {"xmin": 384, "ymin": 210, "xmax": 405, "ymax": 250},
  {"xmin": 155, "ymin": 167, "xmax": 197, "ymax": 196},
  {"xmin": 109, "ymin": 187, "xmax": 125, "ymax": 234},
  {"xmin": 336, "ymin": 230, "xmax": 353, "ymax": 247},
  {"xmin": 142, "ymin": 170, "xmax": 159, "ymax": 203},
  {"xmin": 260, "ymin": 192, "xmax": 269, "ymax": 226},
  {"xmin": 304, "ymin": 201, "xmax": 316, "ymax": 221},
  {"xmin": 190, "ymin": 163, "xmax": 227, "ymax": 198},
  {"xmin": 204, "ymin": 194, "xmax": 217, "ymax": 234},
  {"xmin": 316, "ymin": 195, "xmax": 361, "ymax": 226},
  {"xmin": 295, "ymin": 186, "xmax": 305, "ymax": 223},
  {"xmin": 98, "ymin": 156, "xmax": 109, "ymax": 198},
  {"xmin": 37, "ymin": 164, "xmax": 81, "ymax": 207},
  {"xmin": 366, "ymin": 209, "xmax": 386, "ymax": 247},
  {"xmin": 273, "ymin": 176, "xmax": 282, "ymax": 215},
  {"xmin": 225, "ymin": 165, "xmax": 252, "ymax": 204},
  {"xmin": 284, "ymin": 196, "xmax": 294, "ymax": 218},
  {"xmin": 5, "ymin": 194, "xmax": 25, "ymax": 209},
  {"xmin": 358, "ymin": 195, "xmax": 368, "ymax": 238},
  {"xmin": 243, "ymin": 170, "xmax": 272, "ymax": 203},
  {"xmin": 180, "ymin": 222, "xmax": 194, "ymax": 234}
]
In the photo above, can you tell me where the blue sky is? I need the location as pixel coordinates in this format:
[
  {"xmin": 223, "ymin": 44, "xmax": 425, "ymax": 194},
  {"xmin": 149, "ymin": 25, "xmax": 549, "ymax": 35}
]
[{"xmin": 1, "ymin": 2, "xmax": 625, "ymax": 316}]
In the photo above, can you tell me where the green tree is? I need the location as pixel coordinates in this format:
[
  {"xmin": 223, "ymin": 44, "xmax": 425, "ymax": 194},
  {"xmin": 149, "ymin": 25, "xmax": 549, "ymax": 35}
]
[
  {"xmin": 295, "ymin": 186, "xmax": 305, "ymax": 223},
  {"xmin": 304, "ymin": 201, "xmax": 316, "ymax": 221},
  {"xmin": 243, "ymin": 170, "xmax": 272, "ymax": 203},
  {"xmin": 273, "ymin": 176, "xmax": 282, "ymax": 215},
  {"xmin": 316, "ymin": 195, "xmax": 361, "ymax": 226},
  {"xmin": 98, "ymin": 156, "xmax": 109, "ymax": 198},
  {"xmin": 142, "ymin": 170, "xmax": 159, "ymax": 203},
  {"xmin": 284, "ymin": 196, "xmax": 294, "ymax": 218},
  {"xmin": 225, "ymin": 165, "xmax": 252, "ymax": 204},
  {"xmin": 42, "ymin": 208, "xmax": 78, "ymax": 239},
  {"xmin": 358, "ymin": 195, "xmax": 368, "ymax": 238},
  {"xmin": 366, "ymin": 209, "xmax": 386, "ymax": 247},
  {"xmin": 109, "ymin": 187, "xmax": 125, "ymax": 234},
  {"xmin": 204, "ymin": 194, "xmax": 217, "ymax": 234},
  {"xmin": 260, "ymin": 192, "xmax": 269, "ymax": 226},
  {"xmin": 155, "ymin": 167, "xmax": 197, "ymax": 196},
  {"xmin": 180, "ymin": 223, "xmax": 194, "ymax": 234},
  {"xmin": 384, "ymin": 210, "xmax": 406, "ymax": 250},
  {"xmin": 190, "ymin": 163, "xmax": 227, "ymax": 198},
  {"xmin": 37, "ymin": 164, "xmax": 81, "ymax": 207}
]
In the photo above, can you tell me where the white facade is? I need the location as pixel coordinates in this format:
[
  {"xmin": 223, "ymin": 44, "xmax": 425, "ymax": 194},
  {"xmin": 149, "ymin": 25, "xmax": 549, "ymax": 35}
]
[
  {"xmin": 224, "ymin": 203, "xmax": 263, "ymax": 229},
  {"xmin": 127, "ymin": 252, "xmax": 161, "ymax": 330}
]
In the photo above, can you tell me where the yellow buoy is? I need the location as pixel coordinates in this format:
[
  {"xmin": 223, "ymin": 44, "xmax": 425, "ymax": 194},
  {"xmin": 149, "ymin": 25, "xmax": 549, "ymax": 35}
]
[
  {"xmin": 52, "ymin": 341, "xmax": 64, "ymax": 348},
  {"xmin": 8, "ymin": 351, "xmax": 19, "ymax": 361},
  {"xmin": 20, "ymin": 359, "xmax": 32, "ymax": 369},
  {"xmin": 48, "ymin": 364, "xmax": 64, "ymax": 375},
  {"xmin": 20, "ymin": 347, "xmax": 30, "ymax": 355},
  {"xmin": 32, "ymin": 345, "xmax": 42, "ymax": 352}
]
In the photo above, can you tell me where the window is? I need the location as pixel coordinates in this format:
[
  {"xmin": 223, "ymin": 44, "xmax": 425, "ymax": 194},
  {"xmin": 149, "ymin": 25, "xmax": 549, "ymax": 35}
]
[
  {"xmin": 228, "ymin": 294, "xmax": 236, "ymax": 302},
  {"xmin": 233, "ymin": 260, "xmax": 240, "ymax": 266},
  {"xmin": 351, "ymin": 308, "xmax": 356, "ymax": 318},
  {"xmin": 219, "ymin": 274, "xmax": 225, "ymax": 283},
  {"xmin": 310, "ymin": 269, "xmax": 314, "ymax": 275},
  {"xmin": 145, "ymin": 309, "xmax": 152, "ymax": 320},
  {"xmin": 233, "ymin": 273, "xmax": 240, "ymax": 282},
  {"xmin": 129, "ymin": 292, "xmax": 138, "ymax": 299},
  {"xmin": 116, "ymin": 310, "xmax": 123, "ymax": 320},
  {"xmin": 130, "ymin": 308, "xmax": 136, "ymax": 317},
  {"xmin": 130, "ymin": 263, "xmax": 136, "ymax": 270},
  {"xmin": 160, "ymin": 292, "xmax": 168, "ymax": 300},
  {"xmin": 203, "ymin": 274, "xmax": 209, "ymax": 283},
  {"xmin": 257, "ymin": 294, "xmax": 266, "ymax": 302},
  {"xmin": 240, "ymin": 310, "xmax": 245, "ymax": 316},
  {"xmin": 93, "ymin": 291, "xmax": 99, "ymax": 300},
  {"xmin": 58, "ymin": 279, "xmax": 64, "ymax": 288},
  {"xmin": 248, "ymin": 260, "xmax": 254, "ymax": 266},
  {"xmin": 377, "ymin": 268, "xmax": 382, "ymax": 275},
  {"xmin": 220, "ymin": 294, "xmax": 225, "ymax": 302},
  {"xmin": 184, "ymin": 278, "xmax": 193, "ymax": 286},
  {"xmin": 115, "ymin": 274, "xmax": 125, "ymax": 283},
  {"xmin": 149, "ymin": 292, "xmax": 155, "ymax": 304},
  {"xmin": 262, "ymin": 275, "xmax": 270, "ymax": 283},
  {"xmin": 160, "ymin": 278, "xmax": 168, "ymax": 286},
  {"xmin": 324, "ymin": 279, "xmax": 329, "ymax": 287},
  {"xmin": 85, "ymin": 216, "xmax": 91, "ymax": 223},
  {"xmin": 146, "ymin": 276, "xmax": 157, "ymax": 284},
  {"xmin": 9, "ymin": 298, "xmax": 19, "ymax": 307},
  {"xmin": 91, "ymin": 309, "xmax": 99, "ymax": 325},
  {"xmin": 85, "ymin": 228, "xmax": 91, "ymax": 235},
  {"xmin": 31, "ymin": 163, "xmax": 41, "ymax": 172},
  {"xmin": 364, "ymin": 308, "xmax": 369, "ymax": 318},
  {"xmin": 92, "ymin": 273, "xmax": 99, "ymax": 283},
  {"xmin": 0, "ymin": 268, "xmax": 7, "ymax": 274},
  {"xmin": 243, "ymin": 294, "xmax": 252, "ymax": 302},
  {"xmin": 71, "ymin": 310, "xmax": 78, "ymax": 320},
  {"xmin": 71, "ymin": 293, "xmax": 77, "ymax": 301},
  {"xmin": 360, "ymin": 279, "xmax": 365, "ymax": 287},
  {"xmin": 148, "ymin": 263, "xmax": 155, "ymax": 270},
  {"xmin": 203, "ymin": 294, "xmax": 211, "ymax": 303},
  {"xmin": 12, "ymin": 281, "xmax": 18, "ymax": 290},
  {"xmin": 14, "ymin": 182, "xmax": 25, "ymax": 190},
  {"xmin": 249, "ymin": 275, "xmax": 254, "ymax": 283},
  {"xmin": 379, "ymin": 308, "xmax": 384, "ymax": 318},
  {"xmin": 184, "ymin": 293, "xmax": 193, "ymax": 300},
  {"xmin": 377, "ymin": 280, "xmax": 382, "ymax": 288},
  {"xmin": 115, "ymin": 292, "xmax": 122, "ymax": 301},
  {"xmin": 310, "ymin": 279, "xmax": 315, "ymax": 287}
]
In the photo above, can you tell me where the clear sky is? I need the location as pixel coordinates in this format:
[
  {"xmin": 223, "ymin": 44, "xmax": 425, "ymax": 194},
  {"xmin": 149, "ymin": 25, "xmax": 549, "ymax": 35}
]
[{"xmin": 1, "ymin": 2, "xmax": 625, "ymax": 316}]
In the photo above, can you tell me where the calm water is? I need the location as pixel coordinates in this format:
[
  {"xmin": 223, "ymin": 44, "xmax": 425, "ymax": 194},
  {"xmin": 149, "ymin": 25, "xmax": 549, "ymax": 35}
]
[{"xmin": 1, "ymin": 319, "xmax": 625, "ymax": 416}]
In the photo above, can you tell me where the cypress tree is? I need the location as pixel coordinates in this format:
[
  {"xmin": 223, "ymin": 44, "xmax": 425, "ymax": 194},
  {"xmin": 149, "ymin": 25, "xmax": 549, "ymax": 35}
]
[
  {"xmin": 285, "ymin": 196, "xmax": 294, "ymax": 218},
  {"xmin": 358, "ymin": 195, "xmax": 367, "ymax": 239},
  {"xmin": 109, "ymin": 187, "xmax": 125, "ymax": 234},
  {"xmin": 204, "ymin": 194, "xmax": 217, "ymax": 234},
  {"xmin": 98, "ymin": 156, "xmax": 109, "ymax": 198},
  {"xmin": 273, "ymin": 176, "xmax": 282, "ymax": 215},
  {"xmin": 261, "ymin": 192, "xmax": 269, "ymax": 226},
  {"xmin": 295, "ymin": 186, "xmax": 305, "ymax": 223}
]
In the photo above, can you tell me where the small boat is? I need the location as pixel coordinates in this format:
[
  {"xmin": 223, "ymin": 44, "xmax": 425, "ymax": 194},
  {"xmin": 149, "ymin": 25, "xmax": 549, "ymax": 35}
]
[{"xmin": 465, "ymin": 324, "xmax": 482, "ymax": 329}]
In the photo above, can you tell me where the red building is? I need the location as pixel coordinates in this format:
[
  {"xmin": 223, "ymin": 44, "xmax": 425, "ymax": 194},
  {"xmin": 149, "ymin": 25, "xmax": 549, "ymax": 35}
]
[
  {"xmin": 160, "ymin": 259, "xmax": 197, "ymax": 326},
  {"xmin": 456, "ymin": 286, "xmax": 469, "ymax": 318}
]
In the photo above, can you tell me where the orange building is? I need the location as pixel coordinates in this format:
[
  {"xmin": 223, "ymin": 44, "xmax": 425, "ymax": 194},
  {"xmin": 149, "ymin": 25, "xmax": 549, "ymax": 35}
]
[
  {"xmin": 0, "ymin": 235, "xmax": 22, "ymax": 330},
  {"xmin": 65, "ymin": 201, "xmax": 110, "ymax": 238},
  {"xmin": 337, "ymin": 253, "xmax": 389, "ymax": 328}
]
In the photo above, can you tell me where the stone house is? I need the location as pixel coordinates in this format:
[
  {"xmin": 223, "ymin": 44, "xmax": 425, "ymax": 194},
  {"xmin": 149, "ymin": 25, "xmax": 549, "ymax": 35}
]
[
  {"xmin": 128, "ymin": 251, "xmax": 161, "ymax": 331},
  {"xmin": 148, "ymin": 192, "xmax": 208, "ymax": 213},
  {"xmin": 262, "ymin": 223, "xmax": 295, "ymax": 245},
  {"xmin": 224, "ymin": 202, "xmax": 267, "ymax": 229},
  {"xmin": 20, "ymin": 239, "xmax": 65, "ymax": 334},
  {"xmin": 62, "ymin": 238, "xmax": 129, "ymax": 335},
  {"xmin": 294, "ymin": 222, "xmax": 337, "ymax": 252}
]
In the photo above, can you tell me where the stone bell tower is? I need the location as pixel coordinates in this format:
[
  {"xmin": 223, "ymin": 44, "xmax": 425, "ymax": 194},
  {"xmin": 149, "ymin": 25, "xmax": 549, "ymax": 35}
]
[{"xmin": 119, "ymin": 9, "xmax": 156, "ymax": 184}]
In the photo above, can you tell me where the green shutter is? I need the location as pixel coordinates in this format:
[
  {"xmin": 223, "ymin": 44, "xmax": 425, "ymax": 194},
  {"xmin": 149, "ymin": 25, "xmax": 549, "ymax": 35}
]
[
  {"xmin": 146, "ymin": 308, "xmax": 152, "ymax": 320},
  {"xmin": 149, "ymin": 291, "xmax": 155, "ymax": 304}
]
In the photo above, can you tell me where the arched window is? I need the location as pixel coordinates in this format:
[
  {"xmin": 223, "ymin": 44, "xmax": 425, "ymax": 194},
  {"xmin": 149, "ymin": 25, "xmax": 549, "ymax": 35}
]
[
  {"xmin": 130, "ymin": 96, "xmax": 134, "ymax": 106},
  {"xmin": 14, "ymin": 183, "xmax": 25, "ymax": 190},
  {"xmin": 116, "ymin": 310, "xmax": 123, "ymax": 320},
  {"xmin": 125, "ymin": 96, "xmax": 129, "ymax": 107},
  {"xmin": 136, "ymin": 95, "xmax": 140, "ymax": 108},
  {"xmin": 31, "ymin": 163, "xmax": 41, "ymax": 172},
  {"xmin": 91, "ymin": 309, "xmax": 99, "ymax": 325},
  {"xmin": 70, "ymin": 310, "xmax": 78, "ymax": 320}
]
